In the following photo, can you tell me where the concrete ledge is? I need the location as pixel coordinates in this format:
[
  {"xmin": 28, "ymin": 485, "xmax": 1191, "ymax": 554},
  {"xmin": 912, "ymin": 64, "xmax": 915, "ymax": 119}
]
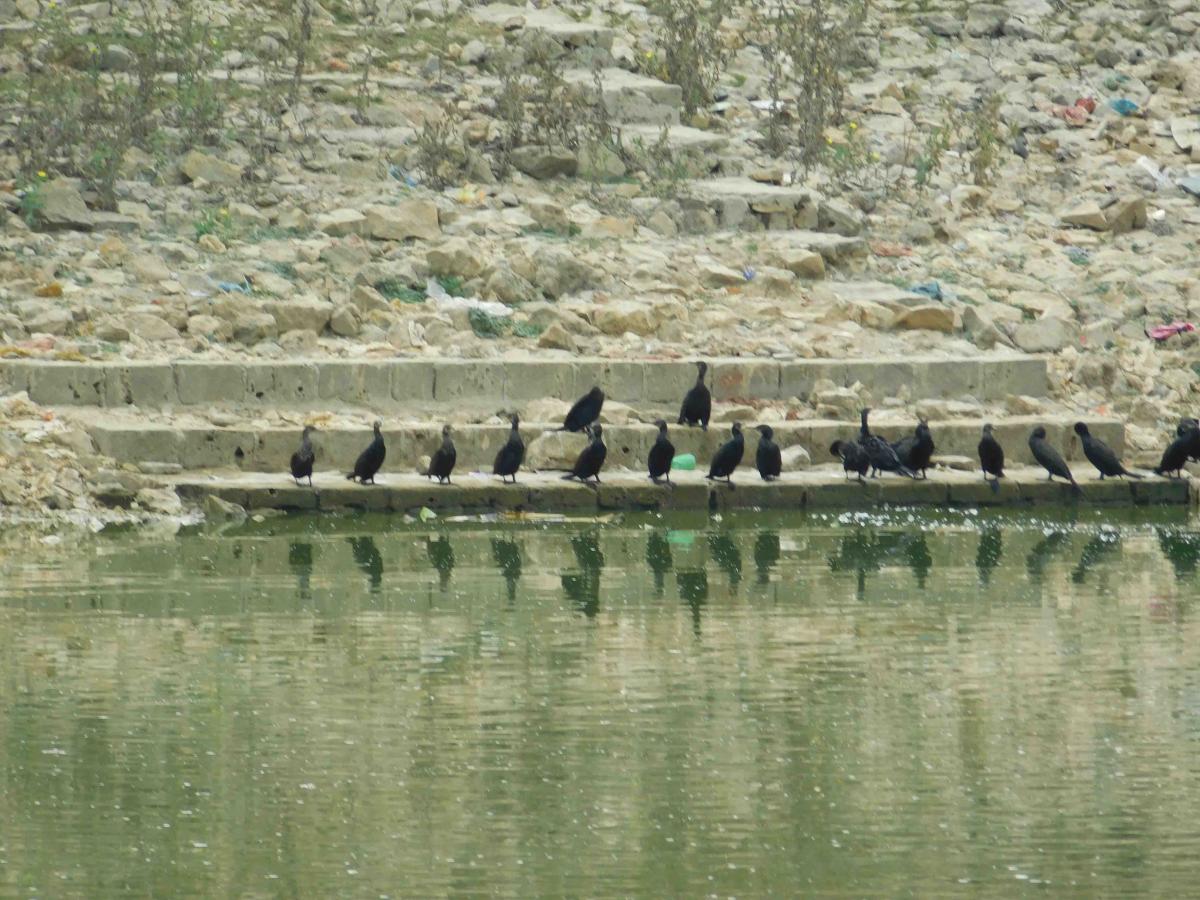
[
  {"xmin": 86, "ymin": 415, "xmax": 1123, "ymax": 473},
  {"xmin": 0, "ymin": 355, "xmax": 1048, "ymax": 409},
  {"xmin": 168, "ymin": 467, "xmax": 1190, "ymax": 513}
]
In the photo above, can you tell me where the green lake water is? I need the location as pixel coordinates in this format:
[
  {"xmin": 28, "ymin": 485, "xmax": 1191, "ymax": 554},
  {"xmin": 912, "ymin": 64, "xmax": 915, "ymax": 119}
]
[{"xmin": 4, "ymin": 507, "xmax": 1200, "ymax": 897}]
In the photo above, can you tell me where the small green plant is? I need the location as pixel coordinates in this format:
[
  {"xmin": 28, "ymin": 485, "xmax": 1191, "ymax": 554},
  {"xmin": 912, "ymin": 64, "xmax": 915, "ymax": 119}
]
[
  {"xmin": 468, "ymin": 308, "xmax": 509, "ymax": 339},
  {"xmin": 511, "ymin": 320, "xmax": 546, "ymax": 339},
  {"xmin": 375, "ymin": 279, "xmax": 426, "ymax": 303},
  {"xmin": 435, "ymin": 275, "xmax": 468, "ymax": 297},
  {"xmin": 413, "ymin": 105, "xmax": 467, "ymax": 189},
  {"xmin": 643, "ymin": 0, "xmax": 732, "ymax": 117},
  {"xmin": 967, "ymin": 92, "xmax": 1004, "ymax": 187},
  {"xmin": 17, "ymin": 171, "xmax": 48, "ymax": 227},
  {"xmin": 193, "ymin": 207, "xmax": 237, "ymax": 242}
]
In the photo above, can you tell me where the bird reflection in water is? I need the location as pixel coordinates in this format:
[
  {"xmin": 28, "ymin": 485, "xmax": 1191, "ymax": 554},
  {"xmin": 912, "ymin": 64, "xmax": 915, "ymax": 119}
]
[
  {"xmin": 1071, "ymin": 529, "xmax": 1121, "ymax": 584},
  {"xmin": 347, "ymin": 535, "xmax": 384, "ymax": 594},
  {"xmin": 975, "ymin": 525, "xmax": 1002, "ymax": 586},
  {"xmin": 1157, "ymin": 528, "xmax": 1200, "ymax": 582},
  {"xmin": 676, "ymin": 569, "xmax": 708, "ymax": 636},
  {"xmin": 827, "ymin": 529, "xmax": 902, "ymax": 600},
  {"xmin": 426, "ymin": 534, "xmax": 455, "ymax": 592},
  {"xmin": 491, "ymin": 537, "xmax": 522, "ymax": 606},
  {"xmin": 646, "ymin": 530, "xmax": 673, "ymax": 597},
  {"xmin": 708, "ymin": 531, "xmax": 742, "ymax": 594},
  {"xmin": 904, "ymin": 532, "xmax": 932, "ymax": 589},
  {"xmin": 753, "ymin": 531, "xmax": 780, "ymax": 586},
  {"xmin": 1025, "ymin": 530, "xmax": 1069, "ymax": 583},
  {"xmin": 288, "ymin": 541, "xmax": 313, "ymax": 602},
  {"xmin": 563, "ymin": 531, "xmax": 603, "ymax": 618}
]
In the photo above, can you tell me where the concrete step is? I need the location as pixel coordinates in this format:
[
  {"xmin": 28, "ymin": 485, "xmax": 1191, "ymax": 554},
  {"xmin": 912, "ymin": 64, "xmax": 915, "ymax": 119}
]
[
  {"xmin": 1, "ymin": 355, "xmax": 1049, "ymax": 410},
  {"xmin": 86, "ymin": 415, "xmax": 1122, "ymax": 475},
  {"xmin": 169, "ymin": 467, "xmax": 1188, "ymax": 514}
]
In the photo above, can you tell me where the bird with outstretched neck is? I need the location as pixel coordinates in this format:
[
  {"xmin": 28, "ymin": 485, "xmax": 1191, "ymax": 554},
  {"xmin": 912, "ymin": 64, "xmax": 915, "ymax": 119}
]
[
  {"xmin": 754, "ymin": 424, "xmax": 782, "ymax": 481},
  {"xmin": 427, "ymin": 424, "xmax": 457, "ymax": 485},
  {"xmin": 830, "ymin": 439, "xmax": 869, "ymax": 482},
  {"xmin": 678, "ymin": 361, "xmax": 712, "ymax": 430},
  {"xmin": 1155, "ymin": 421, "xmax": 1196, "ymax": 478},
  {"xmin": 564, "ymin": 423, "xmax": 607, "ymax": 484},
  {"xmin": 1074, "ymin": 422, "xmax": 1141, "ymax": 480},
  {"xmin": 493, "ymin": 413, "xmax": 525, "ymax": 483},
  {"xmin": 290, "ymin": 425, "xmax": 317, "ymax": 487},
  {"xmin": 1029, "ymin": 426, "xmax": 1082, "ymax": 494},
  {"xmin": 859, "ymin": 408, "xmax": 915, "ymax": 478},
  {"xmin": 977, "ymin": 422, "xmax": 1005, "ymax": 494},
  {"xmin": 561, "ymin": 387, "xmax": 604, "ymax": 433},
  {"xmin": 707, "ymin": 422, "xmax": 744, "ymax": 485},
  {"xmin": 346, "ymin": 420, "xmax": 385, "ymax": 484},
  {"xmin": 648, "ymin": 419, "xmax": 675, "ymax": 484},
  {"xmin": 893, "ymin": 419, "xmax": 934, "ymax": 479}
]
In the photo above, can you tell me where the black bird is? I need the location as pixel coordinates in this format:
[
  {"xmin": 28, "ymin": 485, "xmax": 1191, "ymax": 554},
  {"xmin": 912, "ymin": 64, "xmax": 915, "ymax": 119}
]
[
  {"xmin": 290, "ymin": 424, "xmax": 317, "ymax": 487},
  {"xmin": 561, "ymin": 386, "xmax": 604, "ymax": 433},
  {"xmin": 893, "ymin": 419, "xmax": 934, "ymax": 479},
  {"xmin": 1028, "ymin": 426, "xmax": 1081, "ymax": 493},
  {"xmin": 1074, "ymin": 422, "xmax": 1141, "ymax": 480},
  {"xmin": 426, "ymin": 424, "xmax": 456, "ymax": 484},
  {"xmin": 830, "ymin": 439, "xmax": 869, "ymax": 481},
  {"xmin": 678, "ymin": 361, "xmax": 712, "ymax": 430},
  {"xmin": 978, "ymin": 422, "xmax": 1005, "ymax": 493},
  {"xmin": 493, "ymin": 413, "xmax": 525, "ymax": 484},
  {"xmin": 346, "ymin": 420, "xmax": 385, "ymax": 484},
  {"xmin": 707, "ymin": 422, "xmax": 744, "ymax": 484},
  {"xmin": 648, "ymin": 419, "xmax": 675, "ymax": 484},
  {"xmin": 755, "ymin": 424, "xmax": 782, "ymax": 481},
  {"xmin": 859, "ymin": 408, "xmax": 915, "ymax": 478},
  {"xmin": 1155, "ymin": 422, "xmax": 1195, "ymax": 478},
  {"xmin": 1180, "ymin": 417, "xmax": 1200, "ymax": 461},
  {"xmin": 563, "ymin": 423, "xmax": 607, "ymax": 484}
]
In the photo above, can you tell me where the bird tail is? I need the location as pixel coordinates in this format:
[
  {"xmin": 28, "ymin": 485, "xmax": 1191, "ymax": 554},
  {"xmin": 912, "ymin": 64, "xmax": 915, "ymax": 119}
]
[
  {"xmin": 899, "ymin": 465, "xmax": 917, "ymax": 479},
  {"xmin": 1069, "ymin": 479, "xmax": 1084, "ymax": 497},
  {"xmin": 561, "ymin": 473, "xmax": 576, "ymax": 481},
  {"xmin": 989, "ymin": 478, "xmax": 1000, "ymax": 495},
  {"xmin": 345, "ymin": 472, "xmax": 356, "ymax": 481},
  {"xmin": 1124, "ymin": 468, "xmax": 1144, "ymax": 480}
]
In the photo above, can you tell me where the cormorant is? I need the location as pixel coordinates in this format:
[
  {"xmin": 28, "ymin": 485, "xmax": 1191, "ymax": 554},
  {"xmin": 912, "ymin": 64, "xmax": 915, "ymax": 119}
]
[
  {"xmin": 754, "ymin": 424, "xmax": 782, "ymax": 481},
  {"xmin": 493, "ymin": 413, "xmax": 525, "ymax": 484},
  {"xmin": 707, "ymin": 422, "xmax": 744, "ymax": 484},
  {"xmin": 830, "ymin": 439, "xmax": 869, "ymax": 481},
  {"xmin": 1180, "ymin": 417, "xmax": 1200, "ymax": 459},
  {"xmin": 978, "ymin": 423, "xmax": 1005, "ymax": 493},
  {"xmin": 859, "ymin": 409, "xmax": 915, "ymax": 478},
  {"xmin": 1155, "ymin": 422, "xmax": 1195, "ymax": 478},
  {"xmin": 1028, "ymin": 426, "xmax": 1081, "ymax": 493},
  {"xmin": 561, "ymin": 386, "xmax": 604, "ymax": 433},
  {"xmin": 678, "ymin": 361, "xmax": 712, "ymax": 430},
  {"xmin": 564, "ymin": 423, "xmax": 607, "ymax": 484},
  {"xmin": 893, "ymin": 419, "xmax": 934, "ymax": 478},
  {"xmin": 290, "ymin": 424, "xmax": 316, "ymax": 487},
  {"xmin": 426, "ymin": 424, "xmax": 456, "ymax": 484},
  {"xmin": 1075, "ymin": 422, "xmax": 1141, "ymax": 480},
  {"xmin": 346, "ymin": 420, "xmax": 385, "ymax": 484},
  {"xmin": 648, "ymin": 419, "xmax": 675, "ymax": 484}
]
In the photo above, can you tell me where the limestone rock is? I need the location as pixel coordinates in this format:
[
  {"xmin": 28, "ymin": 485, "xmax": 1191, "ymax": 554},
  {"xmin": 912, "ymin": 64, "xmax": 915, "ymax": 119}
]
[
  {"xmin": 330, "ymin": 303, "xmax": 362, "ymax": 336},
  {"xmin": 530, "ymin": 246, "xmax": 596, "ymax": 299},
  {"xmin": 187, "ymin": 314, "xmax": 233, "ymax": 341},
  {"xmin": 526, "ymin": 429, "xmax": 587, "ymax": 470},
  {"xmin": 537, "ymin": 322, "xmax": 579, "ymax": 352},
  {"xmin": 128, "ymin": 312, "xmax": 179, "ymax": 341},
  {"xmin": 180, "ymin": 150, "xmax": 244, "ymax": 186},
  {"xmin": 1104, "ymin": 195, "xmax": 1147, "ymax": 235},
  {"xmin": 203, "ymin": 494, "xmax": 247, "ymax": 522},
  {"xmin": 36, "ymin": 180, "xmax": 93, "ymax": 231},
  {"xmin": 427, "ymin": 238, "xmax": 486, "ymax": 279},
  {"xmin": 135, "ymin": 487, "xmax": 183, "ymax": 515},
  {"xmin": 25, "ymin": 306, "xmax": 73, "ymax": 335},
  {"xmin": 510, "ymin": 145, "xmax": 578, "ymax": 179},
  {"xmin": 232, "ymin": 311, "xmax": 278, "ymax": 344},
  {"xmin": 263, "ymin": 299, "xmax": 333, "ymax": 334},
  {"xmin": 781, "ymin": 444, "xmax": 811, "ymax": 471},
  {"xmin": 316, "ymin": 208, "xmax": 367, "ymax": 237},
  {"xmin": 701, "ymin": 262, "xmax": 746, "ymax": 287},
  {"xmin": 485, "ymin": 264, "xmax": 535, "ymax": 304},
  {"xmin": 1013, "ymin": 316, "xmax": 1075, "ymax": 353},
  {"xmin": 770, "ymin": 248, "xmax": 825, "ymax": 279},
  {"xmin": 593, "ymin": 300, "xmax": 658, "ymax": 337},
  {"xmin": 364, "ymin": 200, "xmax": 441, "ymax": 241},
  {"xmin": 817, "ymin": 199, "xmax": 863, "ymax": 236},
  {"xmin": 890, "ymin": 305, "xmax": 957, "ymax": 333},
  {"xmin": 129, "ymin": 253, "xmax": 170, "ymax": 283},
  {"xmin": 1061, "ymin": 202, "xmax": 1108, "ymax": 231}
]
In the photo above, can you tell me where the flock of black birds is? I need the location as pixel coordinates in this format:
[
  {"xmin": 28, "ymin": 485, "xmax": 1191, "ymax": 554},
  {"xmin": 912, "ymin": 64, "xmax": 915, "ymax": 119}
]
[{"xmin": 286, "ymin": 359, "xmax": 1199, "ymax": 492}]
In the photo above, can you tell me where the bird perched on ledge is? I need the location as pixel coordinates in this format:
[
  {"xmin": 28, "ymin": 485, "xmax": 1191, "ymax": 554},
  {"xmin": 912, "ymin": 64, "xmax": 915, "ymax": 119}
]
[
  {"xmin": 290, "ymin": 425, "xmax": 316, "ymax": 487},
  {"xmin": 346, "ymin": 420, "xmax": 385, "ymax": 484}
]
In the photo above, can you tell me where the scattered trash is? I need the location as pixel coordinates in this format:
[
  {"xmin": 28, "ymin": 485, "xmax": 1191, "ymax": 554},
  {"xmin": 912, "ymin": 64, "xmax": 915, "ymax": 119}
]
[
  {"xmin": 666, "ymin": 530, "xmax": 696, "ymax": 546},
  {"xmin": 1050, "ymin": 99, "xmax": 1091, "ymax": 126},
  {"xmin": 671, "ymin": 453, "xmax": 697, "ymax": 471},
  {"xmin": 387, "ymin": 164, "xmax": 420, "ymax": 187},
  {"xmin": 1064, "ymin": 246, "xmax": 1091, "ymax": 266},
  {"xmin": 216, "ymin": 280, "xmax": 251, "ymax": 294},
  {"xmin": 743, "ymin": 267, "xmax": 756, "ymax": 282},
  {"xmin": 1178, "ymin": 177, "xmax": 1200, "ymax": 199},
  {"xmin": 1075, "ymin": 96, "xmax": 1097, "ymax": 113},
  {"xmin": 1109, "ymin": 98, "xmax": 1139, "ymax": 117},
  {"xmin": 425, "ymin": 278, "xmax": 512, "ymax": 319},
  {"xmin": 1135, "ymin": 155, "xmax": 1173, "ymax": 190},
  {"xmin": 1146, "ymin": 321, "xmax": 1195, "ymax": 342},
  {"xmin": 870, "ymin": 240, "xmax": 913, "ymax": 257},
  {"xmin": 909, "ymin": 281, "xmax": 943, "ymax": 301},
  {"xmin": 418, "ymin": 506, "xmax": 437, "ymax": 522}
]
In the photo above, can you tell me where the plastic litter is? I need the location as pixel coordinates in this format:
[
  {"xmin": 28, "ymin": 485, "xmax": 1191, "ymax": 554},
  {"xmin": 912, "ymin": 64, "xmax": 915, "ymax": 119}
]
[
  {"xmin": 1109, "ymin": 98, "xmax": 1139, "ymax": 117},
  {"xmin": 424, "ymin": 278, "xmax": 512, "ymax": 319},
  {"xmin": 216, "ymin": 280, "xmax": 251, "ymax": 294},
  {"xmin": 1145, "ymin": 322, "xmax": 1195, "ymax": 342},
  {"xmin": 671, "ymin": 453, "xmax": 697, "ymax": 471},
  {"xmin": 910, "ymin": 281, "xmax": 943, "ymax": 301}
]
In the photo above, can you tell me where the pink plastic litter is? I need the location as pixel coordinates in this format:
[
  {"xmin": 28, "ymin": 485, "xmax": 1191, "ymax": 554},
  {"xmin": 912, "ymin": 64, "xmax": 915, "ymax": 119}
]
[{"xmin": 1145, "ymin": 322, "xmax": 1196, "ymax": 342}]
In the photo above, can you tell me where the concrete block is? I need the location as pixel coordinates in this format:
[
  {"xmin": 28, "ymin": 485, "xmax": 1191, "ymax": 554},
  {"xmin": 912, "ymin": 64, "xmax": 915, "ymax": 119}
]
[
  {"xmin": 711, "ymin": 360, "xmax": 780, "ymax": 401},
  {"xmin": 175, "ymin": 361, "xmax": 246, "ymax": 405},
  {"xmin": 504, "ymin": 360, "xmax": 575, "ymax": 403},
  {"xmin": 28, "ymin": 363, "xmax": 106, "ymax": 405},
  {"xmin": 433, "ymin": 360, "xmax": 504, "ymax": 403},
  {"xmin": 245, "ymin": 362, "xmax": 318, "ymax": 405},
  {"xmin": 599, "ymin": 361, "xmax": 644, "ymax": 404},
  {"xmin": 642, "ymin": 362, "xmax": 699, "ymax": 404},
  {"xmin": 317, "ymin": 361, "xmax": 366, "ymax": 404},
  {"xmin": 104, "ymin": 363, "xmax": 176, "ymax": 407},
  {"xmin": 178, "ymin": 428, "xmax": 257, "ymax": 469},
  {"xmin": 90, "ymin": 425, "xmax": 183, "ymax": 465},
  {"xmin": 843, "ymin": 359, "xmax": 916, "ymax": 400},
  {"xmin": 0, "ymin": 361, "xmax": 33, "ymax": 396},
  {"xmin": 781, "ymin": 361, "xmax": 845, "ymax": 400},
  {"xmin": 393, "ymin": 361, "xmax": 435, "ymax": 404}
]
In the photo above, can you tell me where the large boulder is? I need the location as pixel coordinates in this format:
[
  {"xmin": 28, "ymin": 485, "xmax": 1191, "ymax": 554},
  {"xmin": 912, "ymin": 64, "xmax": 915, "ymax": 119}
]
[
  {"xmin": 36, "ymin": 180, "xmax": 94, "ymax": 231},
  {"xmin": 364, "ymin": 200, "xmax": 441, "ymax": 241},
  {"xmin": 526, "ymin": 430, "xmax": 587, "ymax": 470},
  {"xmin": 180, "ymin": 150, "xmax": 244, "ymax": 186}
]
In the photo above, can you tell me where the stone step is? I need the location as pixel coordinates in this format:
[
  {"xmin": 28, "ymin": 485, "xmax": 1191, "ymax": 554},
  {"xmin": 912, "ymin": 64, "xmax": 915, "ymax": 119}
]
[
  {"xmin": 169, "ymin": 467, "xmax": 1188, "ymax": 514},
  {"xmin": 0, "ymin": 355, "xmax": 1049, "ymax": 409},
  {"xmin": 86, "ymin": 415, "xmax": 1121, "ymax": 475}
]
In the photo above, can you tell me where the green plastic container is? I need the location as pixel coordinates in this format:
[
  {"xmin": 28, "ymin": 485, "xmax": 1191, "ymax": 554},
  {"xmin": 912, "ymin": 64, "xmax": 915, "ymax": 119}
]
[{"xmin": 671, "ymin": 453, "xmax": 696, "ymax": 471}]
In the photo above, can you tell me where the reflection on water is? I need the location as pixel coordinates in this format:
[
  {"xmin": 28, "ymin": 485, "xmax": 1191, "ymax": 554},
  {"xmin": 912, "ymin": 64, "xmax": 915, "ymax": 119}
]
[{"xmin": 3, "ymin": 507, "xmax": 1200, "ymax": 896}]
